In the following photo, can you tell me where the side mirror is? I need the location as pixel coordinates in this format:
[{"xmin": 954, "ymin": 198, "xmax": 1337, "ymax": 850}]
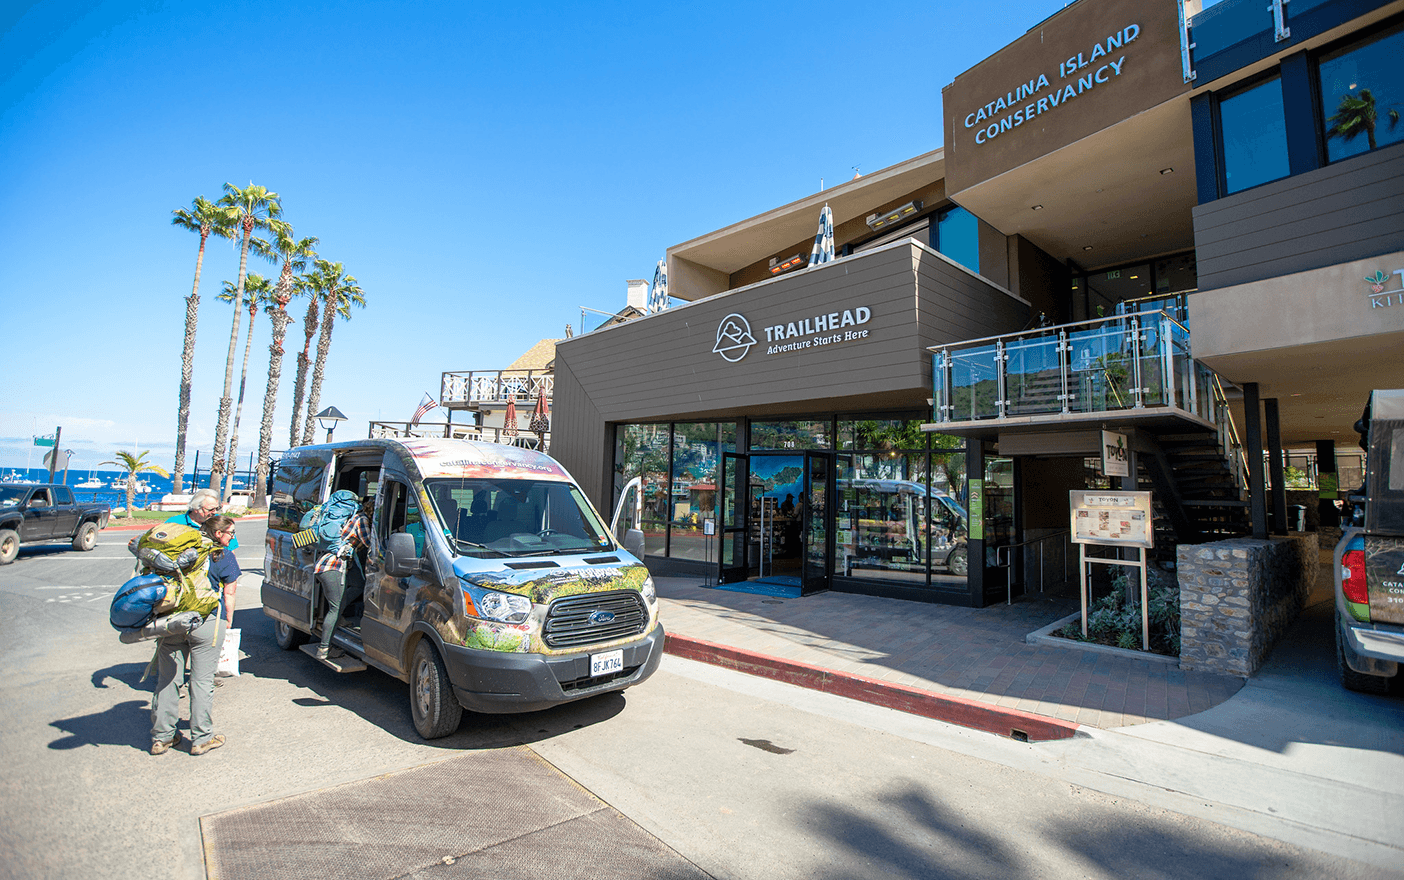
[
  {"xmin": 623, "ymin": 528, "xmax": 645, "ymax": 560},
  {"xmin": 385, "ymin": 531, "xmax": 421, "ymax": 578}
]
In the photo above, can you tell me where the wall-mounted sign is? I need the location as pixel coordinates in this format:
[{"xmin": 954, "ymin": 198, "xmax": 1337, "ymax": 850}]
[
  {"xmin": 1101, "ymin": 430, "xmax": 1129, "ymax": 478},
  {"xmin": 1070, "ymin": 490, "xmax": 1152, "ymax": 549},
  {"xmin": 968, "ymin": 479, "xmax": 984, "ymax": 540},
  {"xmin": 711, "ymin": 306, "xmax": 874, "ymax": 362},
  {"xmin": 1365, "ymin": 268, "xmax": 1404, "ymax": 309}
]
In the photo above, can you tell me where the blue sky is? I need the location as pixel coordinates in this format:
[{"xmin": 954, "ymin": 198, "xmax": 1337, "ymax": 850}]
[{"xmin": 0, "ymin": 0, "xmax": 1063, "ymax": 476}]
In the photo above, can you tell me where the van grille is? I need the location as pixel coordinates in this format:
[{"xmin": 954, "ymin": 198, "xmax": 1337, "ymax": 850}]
[{"xmin": 543, "ymin": 591, "xmax": 647, "ymax": 649}]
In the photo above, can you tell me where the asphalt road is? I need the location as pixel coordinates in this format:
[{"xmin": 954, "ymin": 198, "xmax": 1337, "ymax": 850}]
[{"xmin": 0, "ymin": 521, "xmax": 1399, "ymax": 879}]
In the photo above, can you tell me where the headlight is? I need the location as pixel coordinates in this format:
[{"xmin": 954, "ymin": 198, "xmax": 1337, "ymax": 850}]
[
  {"xmin": 461, "ymin": 581, "xmax": 532, "ymax": 624},
  {"xmin": 641, "ymin": 576, "xmax": 656, "ymax": 605}
]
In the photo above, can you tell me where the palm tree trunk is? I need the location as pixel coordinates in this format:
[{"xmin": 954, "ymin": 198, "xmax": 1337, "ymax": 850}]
[
  {"xmin": 222, "ymin": 302, "xmax": 258, "ymax": 503},
  {"xmin": 302, "ymin": 292, "xmax": 340, "ymax": 445},
  {"xmin": 256, "ymin": 304, "xmax": 293, "ymax": 508},
  {"xmin": 289, "ymin": 296, "xmax": 319, "ymax": 448},
  {"xmin": 173, "ymin": 230, "xmax": 208, "ymax": 495},
  {"xmin": 210, "ymin": 224, "xmax": 252, "ymax": 489},
  {"xmin": 125, "ymin": 475, "xmax": 136, "ymax": 520}
]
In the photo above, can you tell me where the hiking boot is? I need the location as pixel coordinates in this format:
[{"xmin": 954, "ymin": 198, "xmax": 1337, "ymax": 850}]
[
  {"xmin": 191, "ymin": 734, "xmax": 225, "ymax": 756},
  {"xmin": 315, "ymin": 646, "xmax": 344, "ymax": 660},
  {"xmin": 150, "ymin": 732, "xmax": 181, "ymax": 755}
]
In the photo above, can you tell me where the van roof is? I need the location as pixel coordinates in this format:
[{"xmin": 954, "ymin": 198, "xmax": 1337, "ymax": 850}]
[{"xmin": 283, "ymin": 437, "xmax": 572, "ymax": 482}]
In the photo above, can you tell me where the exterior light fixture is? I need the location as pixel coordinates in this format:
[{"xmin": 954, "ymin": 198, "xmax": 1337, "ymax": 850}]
[
  {"xmin": 1083, "ymin": 246, "xmax": 1094, "ymax": 251},
  {"xmin": 1160, "ymin": 167, "xmax": 1174, "ymax": 175},
  {"xmin": 315, "ymin": 406, "xmax": 348, "ymax": 443},
  {"xmin": 865, "ymin": 200, "xmax": 923, "ymax": 230},
  {"xmin": 769, "ymin": 254, "xmax": 808, "ymax": 275},
  {"xmin": 1031, "ymin": 204, "xmax": 1043, "ymax": 211}
]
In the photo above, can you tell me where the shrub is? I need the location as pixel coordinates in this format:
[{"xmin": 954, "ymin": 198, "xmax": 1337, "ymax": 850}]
[{"xmin": 1052, "ymin": 566, "xmax": 1180, "ymax": 657}]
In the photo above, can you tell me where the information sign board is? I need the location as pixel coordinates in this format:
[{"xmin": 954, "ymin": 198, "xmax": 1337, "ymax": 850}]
[{"xmin": 1070, "ymin": 490, "xmax": 1153, "ymax": 549}]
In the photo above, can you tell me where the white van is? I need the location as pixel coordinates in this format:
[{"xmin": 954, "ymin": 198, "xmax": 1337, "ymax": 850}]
[{"xmin": 262, "ymin": 438, "xmax": 662, "ymax": 738}]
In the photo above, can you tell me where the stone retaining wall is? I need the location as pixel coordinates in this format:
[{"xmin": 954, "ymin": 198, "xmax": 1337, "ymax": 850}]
[{"xmin": 1176, "ymin": 533, "xmax": 1318, "ymax": 676}]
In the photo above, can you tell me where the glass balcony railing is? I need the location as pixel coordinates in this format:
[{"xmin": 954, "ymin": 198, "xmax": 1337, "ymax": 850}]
[{"xmin": 931, "ymin": 310, "xmax": 1220, "ymax": 425}]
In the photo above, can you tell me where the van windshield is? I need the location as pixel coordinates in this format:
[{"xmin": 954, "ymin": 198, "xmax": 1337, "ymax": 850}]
[{"xmin": 425, "ymin": 478, "xmax": 614, "ymax": 558}]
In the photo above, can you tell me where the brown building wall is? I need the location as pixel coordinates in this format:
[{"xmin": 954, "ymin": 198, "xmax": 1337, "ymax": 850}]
[{"xmin": 552, "ymin": 241, "xmax": 1031, "ymax": 509}]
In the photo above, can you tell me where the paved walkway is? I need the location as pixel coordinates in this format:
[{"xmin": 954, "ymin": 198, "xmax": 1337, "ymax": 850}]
[{"xmin": 656, "ymin": 577, "xmax": 1247, "ymax": 738}]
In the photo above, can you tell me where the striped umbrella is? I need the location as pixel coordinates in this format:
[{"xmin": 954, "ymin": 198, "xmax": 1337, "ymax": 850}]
[
  {"xmin": 504, "ymin": 398, "xmax": 519, "ymax": 437},
  {"xmin": 809, "ymin": 204, "xmax": 835, "ymax": 267},
  {"xmin": 647, "ymin": 259, "xmax": 669, "ymax": 314}
]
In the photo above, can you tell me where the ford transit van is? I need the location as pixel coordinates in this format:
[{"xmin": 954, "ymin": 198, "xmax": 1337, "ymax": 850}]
[{"xmin": 262, "ymin": 437, "xmax": 663, "ymax": 738}]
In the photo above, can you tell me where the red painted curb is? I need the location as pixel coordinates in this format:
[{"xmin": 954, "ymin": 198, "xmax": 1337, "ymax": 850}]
[{"xmin": 664, "ymin": 633, "xmax": 1081, "ymax": 742}]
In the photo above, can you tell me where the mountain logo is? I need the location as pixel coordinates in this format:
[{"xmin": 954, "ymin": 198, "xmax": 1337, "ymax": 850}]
[{"xmin": 713, "ymin": 313, "xmax": 757, "ymax": 362}]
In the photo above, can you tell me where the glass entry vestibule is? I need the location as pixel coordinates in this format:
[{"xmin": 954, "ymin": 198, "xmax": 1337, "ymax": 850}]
[{"xmin": 720, "ymin": 452, "xmax": 831, "ymax": 594}]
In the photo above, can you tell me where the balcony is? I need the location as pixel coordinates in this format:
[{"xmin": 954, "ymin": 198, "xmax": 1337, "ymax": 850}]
[
  {"xmin": 367, "ymin": 420, "xmax": 548, "ymax": 451},
  {"xmin": 929, "ymin": 310, "xmax": 1224, "ymax": 435},
  {"xmin": 441, "ymin": 370, "xmax": 553, "ymax": 409}
]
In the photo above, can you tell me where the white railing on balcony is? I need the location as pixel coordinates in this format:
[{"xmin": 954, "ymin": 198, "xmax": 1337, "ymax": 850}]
[
  {"xmin": 367, "ymin": 420, "xmax": 549, "ymax": 452},
  {"xmin": 441, "ymin": 370, "xmax": 553, "ymax": 407}
]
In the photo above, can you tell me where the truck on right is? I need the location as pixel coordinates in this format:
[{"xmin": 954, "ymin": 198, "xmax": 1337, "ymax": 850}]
[{"xmin": 1334, "ymin": 388, "xmax": 1404, "ymax": 694}]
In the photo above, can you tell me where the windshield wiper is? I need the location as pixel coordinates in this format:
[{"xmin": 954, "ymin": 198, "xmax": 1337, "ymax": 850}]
[{"xmin": 453, "ymin": 538, "xmax": 506, "ymax": 557}]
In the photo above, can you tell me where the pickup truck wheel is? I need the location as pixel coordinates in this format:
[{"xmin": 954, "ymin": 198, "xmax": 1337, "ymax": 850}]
[
  {"xmin": 274, "ymin": 620, "xmax": 308, "ymax": 651},
  {"xmin": 410, "ymin": 640, "xmax": 463, "ymax": 739},
  {"xmin": 1336, "ymin": 624, "xmax": 1390, "ymax": 694},
  {"xmin": 72, "ymin": 522, "xmax": 98, "ymax": 552},
  {"xmin": 0, "ymin": 529, "xmax": 17, "ymax": 565}
]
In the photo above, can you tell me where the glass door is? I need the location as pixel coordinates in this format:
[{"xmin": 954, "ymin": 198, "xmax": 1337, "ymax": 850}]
[
  {"xmin": 802, "ymin": 453, "xmax": 831, "ymax": 594},
  {"xmin": 719, "ymin": 453, "xmax": 749, "ymax": 584}
]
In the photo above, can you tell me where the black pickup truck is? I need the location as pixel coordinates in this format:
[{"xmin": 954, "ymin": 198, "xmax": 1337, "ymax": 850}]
[{"xmin": 0, "ymin": 483, "xmax": 111, "ymax": 565}]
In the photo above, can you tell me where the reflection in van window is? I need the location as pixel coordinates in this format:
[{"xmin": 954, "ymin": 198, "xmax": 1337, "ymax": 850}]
[{"xmin": 428, "ymin": 478, "xmax": 612, "ymax": 557}]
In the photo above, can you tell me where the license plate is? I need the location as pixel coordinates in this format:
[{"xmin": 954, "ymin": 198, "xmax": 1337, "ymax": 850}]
[{"xmin": 590, "ymin": 649, "xmax": 624, "ymax": 677}]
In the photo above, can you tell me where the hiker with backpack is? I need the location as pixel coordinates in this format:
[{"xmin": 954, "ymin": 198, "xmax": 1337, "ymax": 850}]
[
  {"xmin": 167, "ymin": 488, "xmax": 238, "ymax": 549},
  {"xmin": 312, "ymin": 493, "xmax": 373, "ymax": 660}
]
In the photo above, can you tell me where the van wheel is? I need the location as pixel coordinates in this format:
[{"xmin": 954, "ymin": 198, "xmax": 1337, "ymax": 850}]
[
  {"xmin": 1337, "ymin": 625, "xmax": 1390, "ymax": 694},
  {"xmin": 0, "ymin": 529, "xmax": 18, "ymax": 565},
  {"xmin": 72, "ymin": 522, "xmax": 98, "ymax": 552},
  {"xmin": 274, "ymin": 620, "xmax": 308, "ymax": 651},
  {"xmin": 411, "ymin": 640, "xmax": 463, "ymax": 739},
  {"xmin": 947, "ymin": 547, "xmax": 968, "ymax": 578}
]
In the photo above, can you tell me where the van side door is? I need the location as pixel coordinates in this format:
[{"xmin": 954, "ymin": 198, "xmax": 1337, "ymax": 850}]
[
  {"xmin": 361, "ymin": 457, "xmax": 422, "ymax": 676},
  {"xmin": 263, "ymin": 453, "xmax": 331, "ymax": 631}
]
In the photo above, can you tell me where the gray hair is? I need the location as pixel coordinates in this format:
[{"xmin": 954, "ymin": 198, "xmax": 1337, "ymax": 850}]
[{"xmin": 187, "ymin": 488, "xmax": 220, "ymax": 513}]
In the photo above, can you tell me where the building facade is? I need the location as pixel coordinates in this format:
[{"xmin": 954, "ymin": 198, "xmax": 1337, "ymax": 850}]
[{"xmin": 551, "ymin": 0, "xmax": 1404, "ymax": 608}]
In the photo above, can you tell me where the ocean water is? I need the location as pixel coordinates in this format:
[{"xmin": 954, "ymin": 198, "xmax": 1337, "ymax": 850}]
[{"xmin": 0, "ymin": 466, "xmax": 260, "ymax": 509}]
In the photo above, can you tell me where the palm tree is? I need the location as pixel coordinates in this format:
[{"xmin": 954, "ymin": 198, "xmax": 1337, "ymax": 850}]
[
  {"xmin": 217, "ymin": 273, "xmax": 274, "ymax": 503},
  {"xmin": 1326, "ymin": 88, "xmax": 1401, "ymax": 151},
  {"xmin": 255, "ymin": 222, "xmax": 317, "ymax": 508},
  {"xmin": 99, "ymin": 450, "xmax": 170, "ymax": 520},
  {"xmin": 210, "ymin": 183, "xmax": 282, "ymax": 492},
  {"xmin": 288, "ymin": 270, "xmax": 321, "ymax": 448},
  {"xmin": 301, "ymin": 259, "xmax": 366, "ymax": 445},
  {"xmin": 169, "ymin": 196, "xmax": 234, "ymax": 494}
]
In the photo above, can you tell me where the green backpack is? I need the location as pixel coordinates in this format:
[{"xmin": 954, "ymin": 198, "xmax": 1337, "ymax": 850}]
[{"xmin": 130, "ymin": 523, "xmax": 221, "ymax": 616}]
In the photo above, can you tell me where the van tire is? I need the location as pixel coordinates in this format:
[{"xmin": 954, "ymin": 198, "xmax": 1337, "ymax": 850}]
[
  {"xmin": 946, "ymin": 547, "xmax": 968, "ymax": 578},
  {"xmin": 274, "ymin": 620, "xmax": 308, "ymax": 651},
  {"xmin": 72, "ymin": 522, "xmax": 98, "ymax": 552},
  {"xmin": 411, "ymin": 640, "xmax": 463, "ymax": 739},
  {"xmin": 0, "ymin": 529, "xmax": 18, "ymax": 565}
]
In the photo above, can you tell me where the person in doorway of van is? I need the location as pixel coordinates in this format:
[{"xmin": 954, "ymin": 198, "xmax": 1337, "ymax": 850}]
[
  {"xmin": 167, "ymin": 489, "xmax": 238, "ymax": 549},
  {"xmin": 313, "ymin": 496, "xmax": 373, "ymax": 660}
]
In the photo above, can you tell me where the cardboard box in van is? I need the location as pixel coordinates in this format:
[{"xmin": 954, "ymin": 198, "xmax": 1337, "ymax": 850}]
[{"xmin": 262, "ymin": 438, "xmax": 663, "ymax": 738}]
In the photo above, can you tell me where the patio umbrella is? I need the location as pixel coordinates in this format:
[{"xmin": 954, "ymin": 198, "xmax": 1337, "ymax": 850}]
[
  {"xmin": 809, "ymin": 204, "xmax": 835, "ymax": 267},
  {"xmin": 504, "ymin": 398, "xmax": 519, "ymax": 437},
  {"xmin": 529, "ymin": 387, "xmax": 550, "ymax": 449},
  {"xmin": 647, "ymin": 259, "xmax": 669, "ymax": 314}
]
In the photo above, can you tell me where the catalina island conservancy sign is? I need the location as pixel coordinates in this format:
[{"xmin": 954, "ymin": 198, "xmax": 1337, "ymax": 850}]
[{"xmin": 712, "ymin": 306, "xmax": 873, "ymax": 362}]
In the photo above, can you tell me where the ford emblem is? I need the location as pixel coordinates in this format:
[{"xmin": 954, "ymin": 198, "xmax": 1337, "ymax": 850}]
[{"xmin": 588, "ymin": 609, "xmax": 616, "ymax": 625}]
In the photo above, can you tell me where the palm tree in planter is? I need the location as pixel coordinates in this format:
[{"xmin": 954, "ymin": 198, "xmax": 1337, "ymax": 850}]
[
  {"xmin": 169, "ymin": 196, "xmax": 235, "ymax": 494},
  {"xmin": 100, "ymin": 450, "xmax": 170, "ymax": 519},
  {"xmin": 255, "ymin": 222, "xmax": 318, "ymax": 507},
  {"xmin": 300, "ymin": 259, "xmax": 366, "ymax": 445},
  {"xmin": 217, "ymin": 273, "xmax": 274, "ymax": 503},
  {"xmin": 211, "ymin": 183, "xmax": 282, "ymax": 492}
]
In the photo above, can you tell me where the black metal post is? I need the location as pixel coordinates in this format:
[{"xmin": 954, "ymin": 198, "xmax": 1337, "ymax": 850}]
[
  {"xmin": 1244, "ymin": 383, "xmax": 1267, "ymax": 540},
  {"xmin": 1265, "ymin": 398, "xmax": 1288, "ymax": 535},
  {"xmin": 1317, "ymin": 439, "xmax": 1339, "ymax": 528}
]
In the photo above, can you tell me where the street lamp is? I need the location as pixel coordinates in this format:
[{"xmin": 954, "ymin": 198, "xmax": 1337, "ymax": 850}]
[{"xmin": 315, "ymin": 406, "xmax": 347, "ymax": 443}]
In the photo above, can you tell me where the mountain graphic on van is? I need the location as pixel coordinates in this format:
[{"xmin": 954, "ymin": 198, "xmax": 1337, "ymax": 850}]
[{"xmin": 713, "ymin": 313, "xmax": 757, "ymax": 362}]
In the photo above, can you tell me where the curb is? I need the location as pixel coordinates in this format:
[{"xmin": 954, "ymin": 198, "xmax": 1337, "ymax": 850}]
[{"xmin": 663, "ymin": 633, "xmax": 1082, "ymax": 742}]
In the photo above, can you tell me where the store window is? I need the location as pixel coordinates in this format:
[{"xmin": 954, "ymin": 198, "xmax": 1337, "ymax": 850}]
[
  {"xmin": 614, "ymin": 424, "xmax": 670, "ymax": 557},
  {"xmin": 669, "ymin": 423, "xmax": 733, "ymax": 562},
  {"xmin": 1318, "ymin": 21, "xmax": 1404, "ymax": 163},
  {"xmin": 934, "ymin": 206, "xmax": 979, "ymax": 274},
  {"xmin": 1219, "ymin": 76, "xmax": 1290, "ymax": 194},
  {"xmin": 750, "ymin": 419, "xmax": 831, "ymax": 450}
]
